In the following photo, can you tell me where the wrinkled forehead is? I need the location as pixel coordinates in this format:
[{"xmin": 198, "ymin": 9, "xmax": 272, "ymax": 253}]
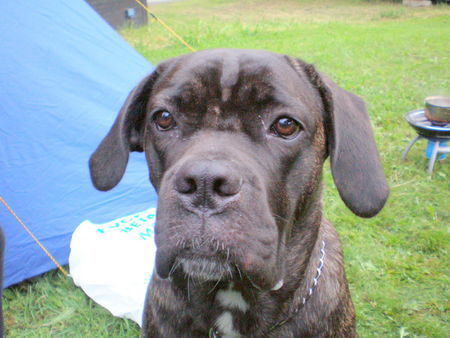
[{"xmin": 153, "ymin": 49, "xmax": 306, "ymax": 111}]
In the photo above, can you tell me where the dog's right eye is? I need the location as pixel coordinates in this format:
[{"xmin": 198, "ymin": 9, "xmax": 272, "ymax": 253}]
[
  {"xmin": 270, "ymin": 117, "xmax": 302, "ymax": 139},
  {"xmin": 153, "ymin": 111, "xmax": 176, "ymax": 131}
]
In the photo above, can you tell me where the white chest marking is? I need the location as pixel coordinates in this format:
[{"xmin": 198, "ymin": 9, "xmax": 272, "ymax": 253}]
[
  {"xmin": 216, "ymin": 288, "xmax": 249, "ymax": 312},
  {"xmin": 215, "ymin": 311, "xmax": 240, "ymax": 338}
]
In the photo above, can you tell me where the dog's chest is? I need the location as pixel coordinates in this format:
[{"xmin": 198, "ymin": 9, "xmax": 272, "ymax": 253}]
[{"xmin": 211, "ymin": 283, "xmax": 250, "ymax": 337}]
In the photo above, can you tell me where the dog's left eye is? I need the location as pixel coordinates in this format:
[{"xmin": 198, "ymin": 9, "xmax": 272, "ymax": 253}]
[
  {"xmin": 154, "ymin": 111, "xmax": 176, "ymax": 131},
  {"xmin": 270, "ymin": 117, "xmax": 302, "ymax": 138}
]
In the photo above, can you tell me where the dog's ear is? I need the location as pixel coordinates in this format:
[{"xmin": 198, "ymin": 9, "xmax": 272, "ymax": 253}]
[
  {"xmin": 320, "ymin": 74, "xmax": 389, "ymax": 217},
  {"xmin": 89, "ymin": 70, "xmax": 159, "ymax": 191},
  {"xmin": 288, "ymin": 57, "xmax": 389, "ymax": 217}
]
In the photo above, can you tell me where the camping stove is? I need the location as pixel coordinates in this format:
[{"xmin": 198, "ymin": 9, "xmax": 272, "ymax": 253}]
[{"xmin": 402, "ymin": 109, "xmax": 450, "ymax": 174}]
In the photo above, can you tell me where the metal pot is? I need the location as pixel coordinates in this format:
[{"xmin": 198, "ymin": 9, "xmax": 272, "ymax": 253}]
[{"xmin": 425, "ymin": 96, "xmax": 450, "ymax": 124}]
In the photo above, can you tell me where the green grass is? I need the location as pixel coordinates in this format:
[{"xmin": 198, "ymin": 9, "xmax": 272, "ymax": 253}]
[
  {"xmin": 5, "ymin": 0, "xmax": 449, "ymax": 336},
  {"xmin": 4, "ymin": 270, "xmax": 140, "ymax": 337}
]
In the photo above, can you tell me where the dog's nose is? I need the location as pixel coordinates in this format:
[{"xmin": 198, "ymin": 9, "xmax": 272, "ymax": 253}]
[{"xmin": 174, "ymin": 160, "xmax": 241, "ymax": 210}]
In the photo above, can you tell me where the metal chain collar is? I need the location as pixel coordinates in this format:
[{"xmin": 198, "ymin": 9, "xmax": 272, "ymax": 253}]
[
  {"xmin": 299, "ymin": 239, "xmax": 326, "ymax": 309},
  {"xmin": 210, "ymin": 240, "xmax": 327, "ymax": 337},
  {"xmin": 267, "ymin": 239, "xmax": 326, "ymax": 333}
]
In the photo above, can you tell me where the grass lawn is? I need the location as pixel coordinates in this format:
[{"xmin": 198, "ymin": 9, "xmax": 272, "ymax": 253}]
[{"xmin": 4, "ymin": 0, "xmax": 449, "ymax": 336}]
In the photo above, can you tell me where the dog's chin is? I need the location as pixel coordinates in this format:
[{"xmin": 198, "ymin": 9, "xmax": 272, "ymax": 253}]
[{"xmin": 177, "ymin": 257, "xmax": 235, "ymax": 282}]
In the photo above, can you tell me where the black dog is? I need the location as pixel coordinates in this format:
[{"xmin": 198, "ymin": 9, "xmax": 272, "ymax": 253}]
[{"xmin": 90, "ymin": 49, "xmax": 388, "ymax": 337}]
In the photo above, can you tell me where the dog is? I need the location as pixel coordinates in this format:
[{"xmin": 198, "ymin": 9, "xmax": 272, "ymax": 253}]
[{"xmin": 89, "ymin": 49, "xmax": 389, "ymax": 337}]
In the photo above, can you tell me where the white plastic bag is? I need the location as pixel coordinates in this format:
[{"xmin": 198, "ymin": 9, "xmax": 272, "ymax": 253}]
[{"xmin": 69, "ymin": 208, "xmax": 156, "ymax": 326}]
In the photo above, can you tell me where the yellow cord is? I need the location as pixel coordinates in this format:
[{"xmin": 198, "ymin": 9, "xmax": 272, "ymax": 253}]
[
  {"xmin": 0, "ymin": 196, "xmax": 69, "ymax": 277},
  {"xmin": 134, "ymin": 0, "xmax": 196, "ymax": 52}
]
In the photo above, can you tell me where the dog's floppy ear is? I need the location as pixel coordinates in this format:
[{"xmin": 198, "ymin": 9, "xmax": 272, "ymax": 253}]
[
  {"xmin": 288, "ymin": 57, "xmax": 389, "ymax": 217},
  {"xmin": 321, "ymin": 74, "xmax": 389, "ymax": 217},
  {"xmin": 89, "ymin": 70, "xmax": 159, "ymax": 191}
]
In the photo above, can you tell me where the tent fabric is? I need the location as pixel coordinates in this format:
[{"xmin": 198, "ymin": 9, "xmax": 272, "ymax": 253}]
[{"xmin": 0, "ymin": 0, "xmax": 157, "ymax": 288}]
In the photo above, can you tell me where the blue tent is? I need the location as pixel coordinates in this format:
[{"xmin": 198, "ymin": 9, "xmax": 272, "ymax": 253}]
[{"xmin": 0, "ymin": 0, "xmax": 157, "ymax": 287}]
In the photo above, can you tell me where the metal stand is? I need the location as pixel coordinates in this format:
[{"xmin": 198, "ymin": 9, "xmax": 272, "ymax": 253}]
[
  {"xmin": 427, "ymin": 139, "xmax": 450, "ymax": 174},
  {"xmin": 402, "ymin": 135, "xmax": 422, "ymax": 161},
  {"xmin": 402, "ymin": 136, "xmax": 449, "ymax": 174}
]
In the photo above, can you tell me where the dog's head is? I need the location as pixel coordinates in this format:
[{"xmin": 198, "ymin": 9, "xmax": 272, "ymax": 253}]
[{"xmin": 90, "ymin": 49, "xmax": 388, "ymax": 290}]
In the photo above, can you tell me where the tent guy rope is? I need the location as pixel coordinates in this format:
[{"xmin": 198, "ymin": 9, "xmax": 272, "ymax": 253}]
[
  {"xmin": 0, "ymin": 197, "xmax": 69, "ymax": 277},
  {"xmin": 134, "ymin": 0, "xmax": 196, "ymax": 52}
]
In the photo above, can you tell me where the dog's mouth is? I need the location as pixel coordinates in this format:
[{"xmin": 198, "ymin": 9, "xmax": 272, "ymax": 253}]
[
  {"xmin": 157, "ymin": 250, "xmax": 284, "ymax": 291},
  {"xmin": 176, "ymin": 256, "xmax": 236, "ymax": 281}
]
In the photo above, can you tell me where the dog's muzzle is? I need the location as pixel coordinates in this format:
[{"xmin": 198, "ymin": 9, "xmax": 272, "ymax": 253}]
[{"xmin": 154, "ymin": 154, "xmax": 282, "ymax": 290}]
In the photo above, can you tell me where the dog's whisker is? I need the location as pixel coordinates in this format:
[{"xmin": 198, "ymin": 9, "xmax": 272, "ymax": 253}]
[
  {"xmin": 215, "ymin": 239, "xmax": 220, "ymax": 253},
  {"xmin": 194, "ymin": 237, "xmax": 200, "ymax": 249},
  {"xmin": 208, "ymin": 277, "xmax": 223, "ymax": 294},
  {"xmin": 273, "ymin": 213, "xmax": 290, "ymax": 223},
  {"xmin": 175, "ymin": 239, "xmax": 182, "ymax": 249},
  {"xmin": 236, "ymin": 265, "xmax": 243, "ymax": 280},
  {"xmin": 168, "ymin": 259, "xmax": 181, "ymax": 278},
  {"xmin": 187, "ymin": 275, "xmax": 191, "ymax": 301},
  {"xmin": 227, "ymin": 265, "xmax": 233, "ymax": 279}
]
